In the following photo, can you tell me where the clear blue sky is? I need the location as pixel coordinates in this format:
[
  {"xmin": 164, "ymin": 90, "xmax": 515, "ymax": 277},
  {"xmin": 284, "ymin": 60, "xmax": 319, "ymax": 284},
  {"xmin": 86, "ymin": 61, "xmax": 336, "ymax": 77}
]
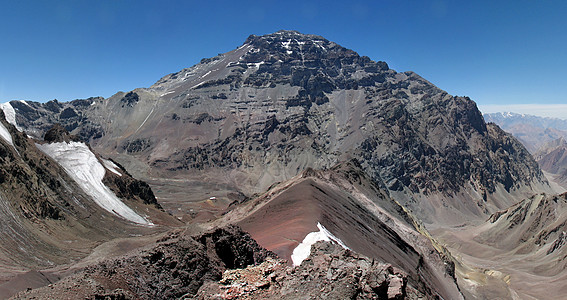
[{"xmin": 1, "ymin": 1, "xmax": 566, "ymax": 111}]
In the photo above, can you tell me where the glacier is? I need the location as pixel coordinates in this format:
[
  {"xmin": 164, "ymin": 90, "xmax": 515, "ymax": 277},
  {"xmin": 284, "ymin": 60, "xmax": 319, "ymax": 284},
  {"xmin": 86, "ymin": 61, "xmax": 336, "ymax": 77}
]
[{"xmin": 36, "ymin": 141, "xmax": 152, "ymax": 225}]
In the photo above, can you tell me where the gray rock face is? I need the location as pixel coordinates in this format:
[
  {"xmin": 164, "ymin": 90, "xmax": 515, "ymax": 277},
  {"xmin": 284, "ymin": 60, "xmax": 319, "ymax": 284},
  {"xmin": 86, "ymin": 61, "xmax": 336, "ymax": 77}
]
[
  {"xmin": 42, "ymin": 123, "xmax": 81, "ymax": 143},
  {"xmin": 10, "ymin": 98, "xmax": 104, "ymax": 141},
  {"xmin": 10, "ymin": 30, "xmax": 549, "ymax": 224}
]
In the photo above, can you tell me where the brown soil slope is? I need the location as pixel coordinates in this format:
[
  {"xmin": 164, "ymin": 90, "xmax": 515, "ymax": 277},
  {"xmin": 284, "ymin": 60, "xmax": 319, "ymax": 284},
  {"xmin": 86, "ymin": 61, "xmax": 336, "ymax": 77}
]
[{"xmin": 223, "ymin": 162, "xmax": 463, "ymax": 299}]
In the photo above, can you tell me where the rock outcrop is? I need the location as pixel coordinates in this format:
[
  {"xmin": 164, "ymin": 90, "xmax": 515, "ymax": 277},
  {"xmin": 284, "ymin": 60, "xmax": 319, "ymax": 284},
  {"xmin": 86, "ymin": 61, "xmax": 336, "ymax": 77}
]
[
  {"xmin": 42, "ymin": 123, "xmax": 81, "ymax": 143},
  {"xmin": 12, "ymin": 225, "xmax": 275, "ymax": 300},
  {"xmin": 196, "ymin": 241, "xmax": 430, "ymax": 299},
  {"xmin": 219, "ymin": 160, "xmax": 463, "ymax": 299}
]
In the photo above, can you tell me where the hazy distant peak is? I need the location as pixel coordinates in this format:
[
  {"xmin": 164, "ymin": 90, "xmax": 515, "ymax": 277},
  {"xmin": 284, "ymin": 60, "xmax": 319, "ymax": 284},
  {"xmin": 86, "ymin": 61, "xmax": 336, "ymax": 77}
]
[{"xmin": 484, "ymin": 112, "xmax": 567, "ymax": 130}]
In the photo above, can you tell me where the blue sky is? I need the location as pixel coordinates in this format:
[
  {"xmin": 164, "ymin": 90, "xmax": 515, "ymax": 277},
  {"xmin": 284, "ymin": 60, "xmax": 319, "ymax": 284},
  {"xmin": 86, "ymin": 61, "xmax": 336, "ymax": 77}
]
[{"xmin": 1, "ymin": 1, "xmax": 566, "ymax": 116}]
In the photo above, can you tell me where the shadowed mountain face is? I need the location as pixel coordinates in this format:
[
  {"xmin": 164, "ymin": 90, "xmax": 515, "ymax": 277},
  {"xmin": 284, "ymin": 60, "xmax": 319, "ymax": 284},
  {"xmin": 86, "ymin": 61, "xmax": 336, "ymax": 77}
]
[{"xmin": 9, "ymin": 31, "xmax": 549, "ymax": 225}]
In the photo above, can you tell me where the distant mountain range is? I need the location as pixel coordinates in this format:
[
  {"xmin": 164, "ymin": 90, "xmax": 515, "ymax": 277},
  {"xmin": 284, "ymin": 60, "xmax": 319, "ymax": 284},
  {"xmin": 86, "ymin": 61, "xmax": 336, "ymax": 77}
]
[
  {"xmin": 483, "ymin": 112, "xmax": 567, "ymax": 153},
  {"xmin": 484, "ymin": 112, "xmax": 567, "ymax": 191},
  {"xmin": 483, "ymin": 112, "xmax": 567, "ymax": 131}
]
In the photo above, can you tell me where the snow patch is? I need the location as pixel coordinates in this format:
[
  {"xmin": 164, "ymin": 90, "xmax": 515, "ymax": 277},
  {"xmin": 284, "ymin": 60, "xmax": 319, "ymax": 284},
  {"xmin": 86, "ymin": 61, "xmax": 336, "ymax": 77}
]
[
  {"xmin": 281, "ymin": 39, "xmax": 292, "ymax": 49},
  {"xmin": 0, "ymin": 119, "xmax": 14, "ymax": 149},
  {"xmin": 199, "ymin": 70, "xmax": 212, "ymax": 79},
  {"xmin": 314, "ymin": 40, "xmax": 327, "ymax": 51},
  {"xmin": 36, "ymin": 142, "xmax": 152, "ymax": 225},
  {"xmin": 102, "ymin": 159, "xmax": 122, "ymax": 176},
  {"xmin": 190, "ymin": 81, "xmax": 205, "ymax": 90},
  {"xmin": 0, "ymin": 102, "xmax": 21, "ymax": 130},
  {"xmin": 0, "ymin": 103, "xmax": 18, "ymax": 152},
  {"xmin": 291, "ymin": 222, "xmax": 349, "ymax": 266},
  {"xmin": 160, "ymin": 91, "xmax": 175, "ymax": 97},
  {"xmin": 247, "ymin": 61, "xmax": 265, "ymax": 69},
  {"xmin": 18, "ymin": 100, "xmax": 31, "ymax": 108}
]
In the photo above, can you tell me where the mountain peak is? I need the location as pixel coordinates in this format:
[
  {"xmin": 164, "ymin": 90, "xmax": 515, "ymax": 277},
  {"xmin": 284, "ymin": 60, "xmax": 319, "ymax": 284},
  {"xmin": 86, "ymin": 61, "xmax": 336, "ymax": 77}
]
[
  {"xmin": 241, "ymin": 30, "xmax": 368, "ymax": 66},
  {"xmin": 245, "ymin": 30, "xmax": 328, "ymax": 44}
]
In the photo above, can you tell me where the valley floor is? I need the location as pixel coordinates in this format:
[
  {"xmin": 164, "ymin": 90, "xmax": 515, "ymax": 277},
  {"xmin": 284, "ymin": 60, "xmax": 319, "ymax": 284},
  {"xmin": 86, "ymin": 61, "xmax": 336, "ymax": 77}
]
[{"xmin": 433, "ymin": 225, "xmax": 567, "ymax": 300}]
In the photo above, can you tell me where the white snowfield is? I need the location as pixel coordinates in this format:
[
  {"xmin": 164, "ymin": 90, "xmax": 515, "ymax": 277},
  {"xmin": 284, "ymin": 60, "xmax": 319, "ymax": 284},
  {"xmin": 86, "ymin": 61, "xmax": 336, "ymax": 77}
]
[
  {"xmin": 0, "ymin": 118, "xmax": 14, "ymax": 149},
  {"xmin": 291, "ymin": 222, "xmax": 350, "ymax": 266},
  {"xmin": 0, "ymin": 102, "xmax": 21, "ymax": 130},
  {"xmin": 102, "ymin": 158, "xmax": 122, "ymax": 176},
  {"xmin": 36, "ymin": 141, "xmax": 152, "ymax": 225},
  {"xmin": 0, "ymin": 103, "xmax": 17, "ymax": 149}
]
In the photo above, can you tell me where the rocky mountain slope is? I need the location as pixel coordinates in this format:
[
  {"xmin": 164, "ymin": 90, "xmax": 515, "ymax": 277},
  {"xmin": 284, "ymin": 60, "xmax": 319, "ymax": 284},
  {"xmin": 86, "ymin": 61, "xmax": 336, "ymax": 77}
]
[
  {"xmin": 4, "ymin": 30, "xmax": 564, "ymax": 299},
  {"xmin": 0, "ymin": 109, "xmax": 178, "ymax": 298},
  {"xmin": 535, "ymin": 138, "xmax": 567, "ymax": 174},
  {"xmin": 195, "ymin": 242, "xmax": 431, "ymax": 299},
  {"xmin": 12, "ymin": 225, "xmax": 274, "ymax": 299},
  {"xmin": 9, "ymin": 30, "xmax": 550, "ymax": 226},
  {"xmin": 481, "ymin": 193, "xmax": 567, "ymax": 256}
]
